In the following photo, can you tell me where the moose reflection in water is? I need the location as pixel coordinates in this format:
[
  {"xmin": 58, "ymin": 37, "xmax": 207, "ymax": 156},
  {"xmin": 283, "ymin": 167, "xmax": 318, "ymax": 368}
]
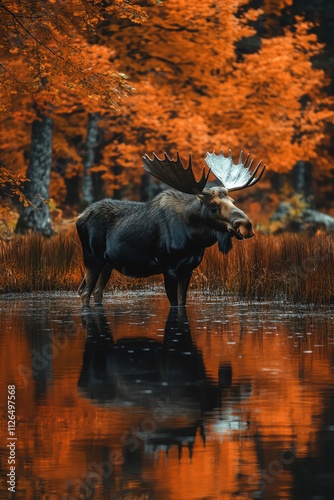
[{"xmin": 78, "ymin": 306, "xmax": 251, "ymax": 459}]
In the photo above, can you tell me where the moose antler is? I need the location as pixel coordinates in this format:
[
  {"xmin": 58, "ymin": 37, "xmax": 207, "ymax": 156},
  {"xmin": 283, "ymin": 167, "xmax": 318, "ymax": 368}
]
[
  {"xmin": 204, "ymin": 150, "xmax": 265, "ymax": 192},
  {"xmin": 142, "ymin": 151, "xmax": 210, "ymax": 195}
]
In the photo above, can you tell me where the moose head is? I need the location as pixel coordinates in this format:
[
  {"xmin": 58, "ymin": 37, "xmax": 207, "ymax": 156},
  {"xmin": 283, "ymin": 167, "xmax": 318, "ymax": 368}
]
[{"xmin": 142, "ymin": 148, "xmax": 265, "ymax": 242}]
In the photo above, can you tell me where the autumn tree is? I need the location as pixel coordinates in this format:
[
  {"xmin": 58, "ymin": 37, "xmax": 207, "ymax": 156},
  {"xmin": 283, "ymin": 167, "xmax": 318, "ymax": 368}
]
[
  {"xmin": 0, "ymin": 0, "xmax": 152, "ymax": 233},
  {"xmin": 0, "ymin": 0, "xmax": 149, "ymax": 112},
  {"xmin": 76, "ymin": 0, "xmax": 260, "ymax": 199},
  {"xmin": 87, "ymin": 0, "xmax": 331, "ymax": 221},
  {"xmin": 1, "ymin": 0, "xmax": 333, "ymax": 226}
]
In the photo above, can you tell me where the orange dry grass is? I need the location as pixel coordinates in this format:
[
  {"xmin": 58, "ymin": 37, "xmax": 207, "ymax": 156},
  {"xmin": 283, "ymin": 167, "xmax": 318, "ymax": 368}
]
[
  {"xmin": 0, "ymin": 227, "xmax": 84, "ymax": 292},
  {"xmin": 193, "ymin": 231, "xmax": 334, "ymax": 304},
  {"xmin": 0, "ymin": 229, "xmax": 333, "ymax": 304}
]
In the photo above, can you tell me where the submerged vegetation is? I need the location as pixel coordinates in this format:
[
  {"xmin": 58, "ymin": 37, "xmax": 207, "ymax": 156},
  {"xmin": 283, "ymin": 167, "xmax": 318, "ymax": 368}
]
[{"xmin": 0, "ymin": 229, "xmax": 333, "ymax": 304}]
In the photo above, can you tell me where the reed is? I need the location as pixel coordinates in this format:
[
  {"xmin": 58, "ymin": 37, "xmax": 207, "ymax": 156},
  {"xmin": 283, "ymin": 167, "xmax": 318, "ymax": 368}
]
[
  {"xmin": 0, "ymin": 228, "xmax": 83, "ymax": 292},
  {"xmin": 0, "ymin": 229, "xmax": 333, "ymax": 304},
  {"xmin": 194, "ymin": 231, "xmax": 334, "ymax": 304}
]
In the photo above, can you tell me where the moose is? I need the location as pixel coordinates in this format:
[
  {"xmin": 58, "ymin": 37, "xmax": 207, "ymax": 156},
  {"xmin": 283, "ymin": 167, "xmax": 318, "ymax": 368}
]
[{"xmin": 76, "ymin": 149, "xmax": 265, "ymax": 306}]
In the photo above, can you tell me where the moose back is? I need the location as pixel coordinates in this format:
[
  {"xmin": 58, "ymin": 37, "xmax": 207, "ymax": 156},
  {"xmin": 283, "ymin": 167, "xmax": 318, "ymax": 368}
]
[{"xmin": 76, "ymin": 150, "xmax": 265, "ymax": 306}]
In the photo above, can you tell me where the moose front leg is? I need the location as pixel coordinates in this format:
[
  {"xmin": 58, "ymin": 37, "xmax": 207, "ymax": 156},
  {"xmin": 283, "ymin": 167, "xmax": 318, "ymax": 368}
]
[
  {"xmin": 177, "ymin": 270, "xmax": 193, "ymax": 307},
  {"xmin": 164, "ymin": 268, "xmax": 193, "ymax": 307},
  {"xmin": 163, "ymin": 270, "xmax": 179, "ymax": 307},
  {"xmin": 176, "ymin": 254, "xmax": 202, "ymax": 306}
]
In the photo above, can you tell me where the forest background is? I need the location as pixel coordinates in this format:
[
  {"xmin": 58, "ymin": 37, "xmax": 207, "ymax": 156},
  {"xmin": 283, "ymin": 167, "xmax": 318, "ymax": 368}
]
[{"xmin": 0, "ymin": 0, "xmax": 334, "ymax": 237}]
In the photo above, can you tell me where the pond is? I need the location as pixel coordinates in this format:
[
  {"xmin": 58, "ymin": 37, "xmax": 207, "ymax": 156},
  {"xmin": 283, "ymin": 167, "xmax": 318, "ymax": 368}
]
[{"xmin": 0, "ymin": 291, "xmax": 334, "ymax": 499}]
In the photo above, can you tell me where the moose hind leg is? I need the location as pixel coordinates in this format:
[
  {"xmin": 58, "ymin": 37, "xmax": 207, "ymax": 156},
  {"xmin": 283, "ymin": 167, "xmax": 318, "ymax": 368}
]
[
  {"xmin": 78, "ymin": 277, "xmax": 86, "ymax": 298},
  {"xmin": 93, "ymin": 264, "xmax": 113, "ymax": 304},
  {"xmin": 80, "ymin": 261, "xmax": 106, "ymax": 306}
]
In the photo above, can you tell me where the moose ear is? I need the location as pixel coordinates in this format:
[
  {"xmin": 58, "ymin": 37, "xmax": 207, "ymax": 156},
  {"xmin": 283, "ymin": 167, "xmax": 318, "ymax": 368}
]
[{"xmin": 197, "ymin": 190, "xmax": 213, "ymax": 204}]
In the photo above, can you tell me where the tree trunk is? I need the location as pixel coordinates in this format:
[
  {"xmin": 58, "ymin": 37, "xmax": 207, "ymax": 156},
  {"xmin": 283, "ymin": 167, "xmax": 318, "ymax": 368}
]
[
  {"xmin": 81, "ymin": 112, "xmax": 100, "ymax": 206},
  {"xmin": 15, "ymin": 110, "xmax": 54, "ymax": 236},
  {"xmin": 64, "ymin": 175, "xmax": 81, "ymax": 207},
  {"xmin": 112, "ymin": 162, "xmax": 124, "ymax": 200},
  {"xmin": 140, "ymin": 172, "xmax": 161, "ymax": 201},
  {"xmin": 292, "ymin": 161, "xmax": 313, "ymax": 199},
  {"xmin": 291, "ymin": 160, "xmax": 314, "ymax": 211}
]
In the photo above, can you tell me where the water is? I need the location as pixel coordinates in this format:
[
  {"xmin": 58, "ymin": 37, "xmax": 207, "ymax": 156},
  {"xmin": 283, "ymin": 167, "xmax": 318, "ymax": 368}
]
[{"xmin": 0, "ymin": 291, "xmax": 334, "ymax": 499}]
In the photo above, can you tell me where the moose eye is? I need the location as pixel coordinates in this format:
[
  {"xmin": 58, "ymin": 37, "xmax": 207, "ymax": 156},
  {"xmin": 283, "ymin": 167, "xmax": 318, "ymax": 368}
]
[{"xmin": 210, "ymin": 205, "xmax": 218, "ymax": 214}]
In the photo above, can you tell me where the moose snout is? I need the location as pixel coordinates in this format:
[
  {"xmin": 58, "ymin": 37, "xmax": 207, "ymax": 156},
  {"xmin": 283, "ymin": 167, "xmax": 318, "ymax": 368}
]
[{"xmin": 231, "ymin": 218, "xmax": 254, "ymax": 239}]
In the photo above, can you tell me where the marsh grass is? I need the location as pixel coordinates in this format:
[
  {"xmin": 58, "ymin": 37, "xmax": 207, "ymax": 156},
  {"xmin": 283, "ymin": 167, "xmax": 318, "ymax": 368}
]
[
  {"xmin": 194, "ymin": 232, "xmax": 334, "ymax": 304},
  {"xmin": 0, "ymin": 229, "xmax": 333, "ymax": 303},
  {"xmin": 0, "ymin": 228, "xmax": 83, "ymax": 292}
]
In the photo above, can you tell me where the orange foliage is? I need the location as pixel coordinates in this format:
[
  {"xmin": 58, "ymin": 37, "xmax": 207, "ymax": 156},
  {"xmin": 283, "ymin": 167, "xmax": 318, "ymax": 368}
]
[
  {"xmin": 0, "ymin": 166, "xmax": 31, "ymax": 214},
  {"xmin": 74, "ymin": 1, "xmax": 333, "ymax": 198},
  {"xmin": 0, "ymin": 0, "xmax": 151, "ymax": 112},
  {"xmin": 0, "ymin": 0, "xmax": 333, "ymax": 212},
  {"xmin": 0, "ymin": 0, "xmax": 156, "ymax": 206}
]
